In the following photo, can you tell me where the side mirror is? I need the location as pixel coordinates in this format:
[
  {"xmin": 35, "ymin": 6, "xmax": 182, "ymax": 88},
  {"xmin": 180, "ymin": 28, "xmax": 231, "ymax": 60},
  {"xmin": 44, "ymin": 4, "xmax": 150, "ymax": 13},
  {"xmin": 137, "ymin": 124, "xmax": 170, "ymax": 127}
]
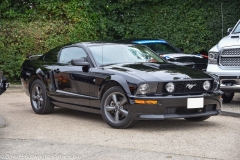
[
  {"xmin": 227, "ymin": 28, "xmax": 233, "ymax": 34},
  {"xmin": 71, "ymin": 58, "xmax": 89, "ymax": 67}
]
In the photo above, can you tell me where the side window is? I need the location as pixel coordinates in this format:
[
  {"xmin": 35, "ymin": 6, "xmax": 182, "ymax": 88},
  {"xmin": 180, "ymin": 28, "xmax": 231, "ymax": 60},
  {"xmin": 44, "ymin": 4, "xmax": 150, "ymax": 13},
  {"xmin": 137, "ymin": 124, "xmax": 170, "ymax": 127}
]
[
  {"xmin": 59, "ymin": 47, "xmax": 87, "ymax": 63},
  {"xmin": 43, "ymin": 46, "xmax": 62, "ymax": 62}
]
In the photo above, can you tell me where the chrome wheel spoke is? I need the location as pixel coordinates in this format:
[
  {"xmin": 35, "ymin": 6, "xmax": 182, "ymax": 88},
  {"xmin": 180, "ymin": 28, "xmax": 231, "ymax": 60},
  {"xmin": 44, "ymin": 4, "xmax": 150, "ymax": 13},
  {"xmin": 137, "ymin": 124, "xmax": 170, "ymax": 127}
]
[
  {"xmin": 32, "ymin": 95, "xmax": 37, "ymax": 101},
  {"xmin": 39, "ymin": 97, "xmax": 43, "ymax": 102},
  {"xmin": 120, "ymin": 109, "xmax": 128, "ymax": 117},
  {"xmin": 106, "ymin": 105, "xmax": 115, "ymax": 112},
  {"xmin": 119, "ymin": 97, "xmax": 127, "ymax": 106},
  {"xmin": 111, "ymin": 94, "xmax": 118, "ymax": 104},
  {"xmin": 35, "ymin": 86, "xmax": 40, "ymax": 95},
  {"xmin": 37, "ymin": 100, "xmax": 41, "ymax": 108},
  {"xmin": 114, "ymin": 110, "xmax": 120, "ymax": 122}
]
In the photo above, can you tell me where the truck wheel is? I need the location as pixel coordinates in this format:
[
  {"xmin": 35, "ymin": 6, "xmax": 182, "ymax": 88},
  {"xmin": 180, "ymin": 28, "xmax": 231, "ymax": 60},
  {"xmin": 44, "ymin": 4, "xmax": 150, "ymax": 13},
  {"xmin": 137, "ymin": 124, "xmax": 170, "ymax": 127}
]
[
  {"xmin": 222, "ymin": 92, "xmax": 234, "ymax": 103},
  {"xmin": 30, "ymin": 79, "xmax": 54, "ymax": 114}
]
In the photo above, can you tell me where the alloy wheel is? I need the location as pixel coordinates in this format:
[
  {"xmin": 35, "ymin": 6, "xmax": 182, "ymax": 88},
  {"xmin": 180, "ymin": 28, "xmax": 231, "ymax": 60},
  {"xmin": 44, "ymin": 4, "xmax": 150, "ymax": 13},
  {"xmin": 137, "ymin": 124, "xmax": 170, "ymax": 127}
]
[
  {"xmin": 104, "ymin": 92, "xmax": 129, "ymax": 124},
  {"xmin": 31, "ymin": 85, "xmax": 43, "ymax": 110}
]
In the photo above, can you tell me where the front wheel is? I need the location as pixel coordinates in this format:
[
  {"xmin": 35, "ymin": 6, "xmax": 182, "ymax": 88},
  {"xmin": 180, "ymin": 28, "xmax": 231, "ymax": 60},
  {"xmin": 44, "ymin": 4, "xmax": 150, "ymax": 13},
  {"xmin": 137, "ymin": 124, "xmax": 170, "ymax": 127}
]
[
  {"xmin": 101, "ymin": 86, "xmax": 137, "ymax": 129},
  {"xmin": 30, "ymin": 79, "xmax": 54, "ymax": 114},
  {"xmin": 222, "ymin": 92, "xmax": 234, "ymax": 103},
  {"xmin": 184, "ymin": 116, "xmax": 211, "ymax": 121}
]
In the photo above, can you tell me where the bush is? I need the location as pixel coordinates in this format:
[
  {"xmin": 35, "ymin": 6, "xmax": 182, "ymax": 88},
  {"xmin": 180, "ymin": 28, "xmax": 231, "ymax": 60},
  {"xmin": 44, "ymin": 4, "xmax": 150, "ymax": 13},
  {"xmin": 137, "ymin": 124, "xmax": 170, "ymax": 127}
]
[{"xmin": 0, "ymin": 0, "xmax": 239, "ymax": 82}]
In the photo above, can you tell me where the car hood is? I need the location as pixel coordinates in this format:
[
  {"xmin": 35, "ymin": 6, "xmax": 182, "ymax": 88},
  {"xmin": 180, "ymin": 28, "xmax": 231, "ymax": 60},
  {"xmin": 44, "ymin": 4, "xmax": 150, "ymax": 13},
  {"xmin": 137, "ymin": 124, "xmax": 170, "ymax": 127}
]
[
  {"xmin": 104, "ymin": 62, "xmax": 211, "ymax": 82},
  {"xmin": 161, "ymin": 53, "xmax": 207, "ymax": 64},
  {"xmin": 217, "ymin": 33, "xmax": 240, "ymax": 49}
]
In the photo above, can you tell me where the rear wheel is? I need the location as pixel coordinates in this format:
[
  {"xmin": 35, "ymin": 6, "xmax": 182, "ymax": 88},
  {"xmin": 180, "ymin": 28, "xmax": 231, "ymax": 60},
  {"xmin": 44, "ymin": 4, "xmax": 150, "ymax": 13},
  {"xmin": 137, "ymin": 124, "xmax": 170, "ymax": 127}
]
[
  {"xmin": 185, "ymin": 116, "xmax": 210, "ymax": 121},
  {"xmin": 101, "ymin": 86, "xmax": 137, "ymax": 129},
  {"xmin": 30, "ymin": 79, "xmax": 54, "ymax": 114},
  {"xmin": 222, "ymin": 92, "xmax": 234, "ymax": 103}
]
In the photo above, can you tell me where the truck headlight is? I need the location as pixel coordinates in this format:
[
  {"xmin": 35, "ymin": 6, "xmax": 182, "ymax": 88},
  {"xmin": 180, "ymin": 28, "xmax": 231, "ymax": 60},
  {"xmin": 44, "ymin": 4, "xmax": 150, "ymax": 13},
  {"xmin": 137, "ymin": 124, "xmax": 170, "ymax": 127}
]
[
  {"xmin": 203, "ymin": 80, "xmax": 211, "ymax": 91},
  {"xmin": 136, "ymin": 84, "xmax": 149, "ymax": 94},
  {"xmin": 208, "ymin": 52, "xmax": 218, "ymax": 64}
]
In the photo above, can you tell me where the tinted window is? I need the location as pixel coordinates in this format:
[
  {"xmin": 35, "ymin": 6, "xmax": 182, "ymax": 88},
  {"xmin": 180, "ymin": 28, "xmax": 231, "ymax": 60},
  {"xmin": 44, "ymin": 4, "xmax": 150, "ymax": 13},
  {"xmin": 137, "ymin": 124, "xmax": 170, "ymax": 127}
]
[
  {"xmin": 145, "ymin": 43, "xmax": 181, "ymax": 54},
  {"xmin": 59, "ymin": 47, "xmax": 87, "ymax": 63},
  {"xmin": 43, "ymin": 46, "xmax": 62, "ymax": 62}
]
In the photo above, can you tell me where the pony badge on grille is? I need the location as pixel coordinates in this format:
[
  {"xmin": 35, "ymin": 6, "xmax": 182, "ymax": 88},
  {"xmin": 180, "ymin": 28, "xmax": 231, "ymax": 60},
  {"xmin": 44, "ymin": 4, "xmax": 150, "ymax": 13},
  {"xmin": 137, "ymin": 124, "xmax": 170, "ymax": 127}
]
[{"xmin": 186, "ymin": 84, "xmax": 196, "ymax": 89}]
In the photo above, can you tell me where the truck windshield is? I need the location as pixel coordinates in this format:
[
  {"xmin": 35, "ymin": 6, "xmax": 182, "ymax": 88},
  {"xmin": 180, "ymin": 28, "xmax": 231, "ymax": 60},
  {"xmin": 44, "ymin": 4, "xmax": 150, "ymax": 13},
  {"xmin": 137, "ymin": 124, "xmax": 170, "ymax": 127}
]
[{"xmin": 233, "ymin": 21, "xmax": 240, "ymax": 34}]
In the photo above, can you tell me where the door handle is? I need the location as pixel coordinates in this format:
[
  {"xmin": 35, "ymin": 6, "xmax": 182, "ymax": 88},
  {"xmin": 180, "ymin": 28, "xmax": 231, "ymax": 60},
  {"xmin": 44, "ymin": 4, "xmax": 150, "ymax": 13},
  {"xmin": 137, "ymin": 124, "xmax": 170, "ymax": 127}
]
[{"xmin": 54, "ymin": 68, "xmax": 60, "ymax": 74}]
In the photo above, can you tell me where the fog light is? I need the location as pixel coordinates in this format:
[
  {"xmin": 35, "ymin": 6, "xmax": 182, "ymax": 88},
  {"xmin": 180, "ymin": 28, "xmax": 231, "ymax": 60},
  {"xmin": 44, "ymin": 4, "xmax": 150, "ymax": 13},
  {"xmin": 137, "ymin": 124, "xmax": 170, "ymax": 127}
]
[{"xmin": 135, "ymin": 100, "xmax": 157, "ymax": 104}]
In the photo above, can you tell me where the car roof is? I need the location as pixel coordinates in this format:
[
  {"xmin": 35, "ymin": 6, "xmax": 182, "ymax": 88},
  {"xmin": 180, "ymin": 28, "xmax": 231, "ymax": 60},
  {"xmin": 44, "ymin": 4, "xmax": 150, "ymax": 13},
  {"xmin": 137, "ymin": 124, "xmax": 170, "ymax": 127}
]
[
  {"xmin": 71, "ymin": 41, "xmax": 135, "ymax": 47},
  {"xmin": 114, "ymin": 38, "xmax": 167, "ymax": 44},
  {"xmin": 64, "ymin": 39, "xmax": 168, "ymax": 48}
]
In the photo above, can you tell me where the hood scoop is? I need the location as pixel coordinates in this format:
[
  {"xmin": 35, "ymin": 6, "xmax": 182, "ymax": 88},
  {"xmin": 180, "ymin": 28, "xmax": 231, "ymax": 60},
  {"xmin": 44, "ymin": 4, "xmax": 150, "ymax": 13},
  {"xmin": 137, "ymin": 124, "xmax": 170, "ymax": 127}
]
[{"xmin": 231, "ymin": 36, "xmax": 239, "ymax": 38}]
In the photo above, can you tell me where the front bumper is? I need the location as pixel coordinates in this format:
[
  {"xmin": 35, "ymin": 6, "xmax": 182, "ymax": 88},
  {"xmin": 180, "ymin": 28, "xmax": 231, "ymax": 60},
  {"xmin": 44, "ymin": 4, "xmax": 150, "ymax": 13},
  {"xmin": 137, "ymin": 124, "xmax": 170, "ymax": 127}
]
[
  {"xmin": 207, "ymin": 64, "xmax": 240, "ymax": 92},
  {"xmin": 207, "ymin": 64, "xmax": 240, "ymax": 76},
  {"xmin": 128, "ymin": 93, "xmax": 222, "ymax": 120}
]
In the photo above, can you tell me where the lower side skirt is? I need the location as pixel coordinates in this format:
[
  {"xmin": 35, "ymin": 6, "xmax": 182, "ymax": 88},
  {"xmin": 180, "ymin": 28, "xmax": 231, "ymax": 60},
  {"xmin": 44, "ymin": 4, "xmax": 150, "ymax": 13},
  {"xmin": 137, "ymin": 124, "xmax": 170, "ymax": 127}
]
[{"xmin": 51, "ymin": 101, "xmax": 101, "ymax": 114}]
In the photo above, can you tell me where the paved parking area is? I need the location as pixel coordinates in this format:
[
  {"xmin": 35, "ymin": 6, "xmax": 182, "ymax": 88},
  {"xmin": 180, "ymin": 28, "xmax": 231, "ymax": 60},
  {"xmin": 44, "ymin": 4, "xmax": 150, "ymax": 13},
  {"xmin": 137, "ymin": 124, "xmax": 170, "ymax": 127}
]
[{"xmin": 0, "ymin": 88, "xmax": 240, "ymax": 160}]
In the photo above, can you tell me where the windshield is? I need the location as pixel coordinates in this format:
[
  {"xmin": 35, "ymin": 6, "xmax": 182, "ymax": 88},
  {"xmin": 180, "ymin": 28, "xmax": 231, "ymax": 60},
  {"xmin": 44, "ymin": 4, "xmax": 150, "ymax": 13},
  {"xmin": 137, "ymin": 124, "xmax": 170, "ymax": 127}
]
[
  {"xmin": 144, "ymin": 43, "xmax": 181, "ymax": 55},
  {"xmin": 233, "ymin": 21, "xmax": 240, "ymax": 34},
  {"xmin": 89, "ymin": 44, "xmax": 164, "ymax": 66}
]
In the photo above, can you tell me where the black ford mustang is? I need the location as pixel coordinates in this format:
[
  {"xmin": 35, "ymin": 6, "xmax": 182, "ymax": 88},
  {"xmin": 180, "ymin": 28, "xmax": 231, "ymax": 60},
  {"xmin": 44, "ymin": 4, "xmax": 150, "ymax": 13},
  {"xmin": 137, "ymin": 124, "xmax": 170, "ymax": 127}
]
[{"xmin": 20, "ymin": 42, "xmax": 222, "ymax": 128}]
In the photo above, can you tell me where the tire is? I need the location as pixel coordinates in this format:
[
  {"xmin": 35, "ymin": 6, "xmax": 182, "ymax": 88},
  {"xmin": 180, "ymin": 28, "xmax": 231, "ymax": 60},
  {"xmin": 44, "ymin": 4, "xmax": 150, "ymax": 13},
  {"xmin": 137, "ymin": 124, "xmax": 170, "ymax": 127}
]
[
  {"xmin": 30, "ymin": 79, "xmax": 54, "ymax": 114},
  {"xmin": 101, "ymin": 86, "xmax": 137, "ymax": 129},
  {"xmin": 222, "ymin": 92, "xmax": 234, "ymax": 103},
  {"xmin": 185, "ymin": 116, "xmax": 211, "ymax": 121}
]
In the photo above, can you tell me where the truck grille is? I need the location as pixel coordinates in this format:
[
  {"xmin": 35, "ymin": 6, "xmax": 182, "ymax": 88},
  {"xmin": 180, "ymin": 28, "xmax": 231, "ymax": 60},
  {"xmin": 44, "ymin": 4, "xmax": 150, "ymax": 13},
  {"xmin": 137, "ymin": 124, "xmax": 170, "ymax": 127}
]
[
  {"xmin": 219, "ymin": 58, "xmax": 240, "ymax": 67},
  {"xmin": 219, "ymin": 48, "xmax": 240, "ymax": 67}
]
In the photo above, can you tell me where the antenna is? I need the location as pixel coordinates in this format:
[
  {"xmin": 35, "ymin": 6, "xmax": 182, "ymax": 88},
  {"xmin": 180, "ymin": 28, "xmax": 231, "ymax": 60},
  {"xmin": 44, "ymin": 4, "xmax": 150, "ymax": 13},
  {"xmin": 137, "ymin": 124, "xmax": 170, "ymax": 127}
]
[
  {"xmin": 102, "ymin": 43, "xmax": 103, "ymax": 69},
  {"xmin": 221, "ymin": 3, "xmax": 223, "ymax": 38}
]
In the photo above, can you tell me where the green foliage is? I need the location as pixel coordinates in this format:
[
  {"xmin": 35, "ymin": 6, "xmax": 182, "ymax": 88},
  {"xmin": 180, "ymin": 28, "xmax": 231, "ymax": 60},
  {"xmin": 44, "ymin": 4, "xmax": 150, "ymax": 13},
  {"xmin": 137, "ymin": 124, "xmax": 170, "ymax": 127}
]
[
  {"xmin": 93, "ymin": 0, "xmax": 240, "ymax": 53},
  {"xmin": 0, "ymin": 0, "xmax": 99, "ymax": 81},
  {"xmin": 0, "ymin": 0, "xmax": 239, "ymax": 82}
]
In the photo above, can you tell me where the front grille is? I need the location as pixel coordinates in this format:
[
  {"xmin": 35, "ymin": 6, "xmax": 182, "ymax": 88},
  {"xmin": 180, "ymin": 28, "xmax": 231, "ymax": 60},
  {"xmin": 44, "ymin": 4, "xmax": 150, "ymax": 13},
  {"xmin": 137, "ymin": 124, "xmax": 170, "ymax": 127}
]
[
  {"xmin": 160, "ymin": 80, "xmax": 212, "ymax": 94},
  {"xmin": 219, "ymin": 48, "xmax": 240, "ymax": 67},
  {"xmin": 221, "ymin": 48, "xmax": 240, "ymax": 56},
  {"xmin": 219, "ymin": 58, "xmax": 240, "ymax": 67}
]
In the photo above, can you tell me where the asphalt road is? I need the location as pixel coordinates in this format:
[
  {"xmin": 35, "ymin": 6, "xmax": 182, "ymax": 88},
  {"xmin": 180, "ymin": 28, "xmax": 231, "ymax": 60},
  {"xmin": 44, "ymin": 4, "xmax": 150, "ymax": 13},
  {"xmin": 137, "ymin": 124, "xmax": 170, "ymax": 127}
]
[{"xmin": 0, "ymin": 88, "xmax": 240, "ymax": 160}]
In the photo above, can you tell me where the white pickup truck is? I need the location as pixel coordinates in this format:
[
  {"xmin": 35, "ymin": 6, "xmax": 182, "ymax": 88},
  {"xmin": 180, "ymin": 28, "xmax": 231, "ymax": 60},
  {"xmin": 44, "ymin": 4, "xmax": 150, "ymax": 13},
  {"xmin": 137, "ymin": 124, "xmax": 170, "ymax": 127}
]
[{"xmin": 207, "ymin": 20, "xmax": 240, "ymax": 103}]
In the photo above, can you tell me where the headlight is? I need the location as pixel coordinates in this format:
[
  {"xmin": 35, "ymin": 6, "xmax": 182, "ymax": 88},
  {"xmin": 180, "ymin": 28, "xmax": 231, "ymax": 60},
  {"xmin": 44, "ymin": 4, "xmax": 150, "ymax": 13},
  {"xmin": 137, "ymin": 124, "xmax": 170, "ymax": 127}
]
[
  {"xmin": 165, "ymin": 82, "xmax": 175, "ymax": 93},
  {"xmin": 136, "ymin": 84, "xmax": 149, "ymax": 94},
  {"xmin": 208, "ymin": 52, "xmax": 218, "ymax": 64},
  {"xmin": 203, "ymin": 80, "xmax": 211, "ymax": 91}
]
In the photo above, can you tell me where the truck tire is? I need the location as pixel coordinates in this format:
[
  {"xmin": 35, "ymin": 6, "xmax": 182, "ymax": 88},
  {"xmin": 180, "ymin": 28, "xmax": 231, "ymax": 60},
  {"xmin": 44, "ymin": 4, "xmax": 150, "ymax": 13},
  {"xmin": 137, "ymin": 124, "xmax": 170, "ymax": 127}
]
[{"xmin": 222, "ymin": 92, "xmax": 234, "ymax": 103}]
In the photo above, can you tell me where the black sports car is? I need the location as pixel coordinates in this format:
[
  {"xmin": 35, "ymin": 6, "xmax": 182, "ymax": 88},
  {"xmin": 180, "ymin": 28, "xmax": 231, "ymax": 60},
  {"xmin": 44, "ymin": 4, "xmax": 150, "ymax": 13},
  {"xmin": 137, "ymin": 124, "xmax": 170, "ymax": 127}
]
[
  {"xmin": 0, "ymin": 71, "xmax": 9, "ymax": 95},
  {"xmin": 20, "ymin": 42, "xmax": 222, "ymax": 128},
  {"xmin": 117, "ymin": 38, "xmax": 208, "ymax": 70}
]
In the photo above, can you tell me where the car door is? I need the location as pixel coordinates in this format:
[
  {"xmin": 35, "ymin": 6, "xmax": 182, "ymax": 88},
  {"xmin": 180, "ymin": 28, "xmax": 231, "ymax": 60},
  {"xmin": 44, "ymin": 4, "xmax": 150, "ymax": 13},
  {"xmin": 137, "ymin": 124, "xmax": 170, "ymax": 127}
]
[{"xmin": 52, "ymin": 46, "xmax": 91, "ymax": 107}]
